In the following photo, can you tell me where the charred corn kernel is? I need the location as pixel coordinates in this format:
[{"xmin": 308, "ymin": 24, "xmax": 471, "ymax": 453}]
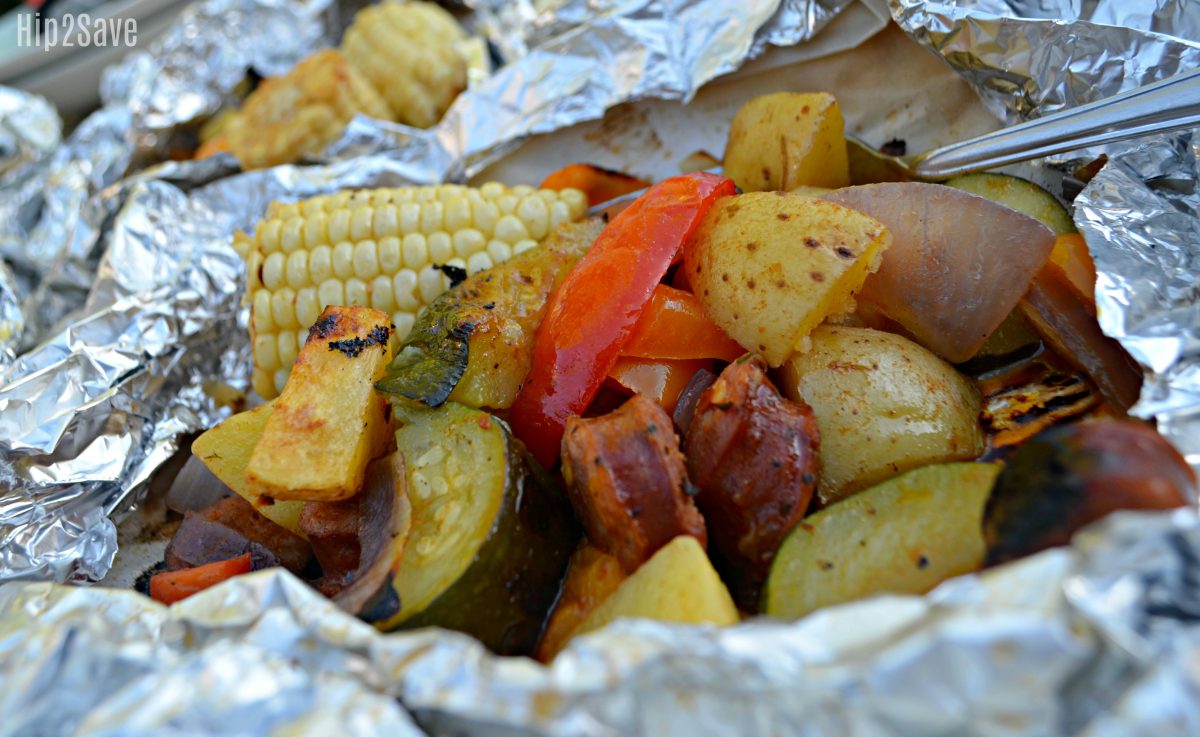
[
  {"xmin": 286, "ymin": 250, "xmax": 309, "ymax": 288},
  {"xmin": 379, "ymin": 236, "xmax": 401, "ymax": 272},
  {"xmin": 241, "ymin": 183, "xmax": 586, "ymax": 396},
  {"xmin": 428, "ymin": 232, "xmax": 453, "ymax": 263},
  {"xmin": 226, "ymin": 50, "xmax": 390, "ymax": 170},
  {"xmin": 353, "ymin": 240, "xmax": 379, "ymax": 279},
  {"xmin": 513, "ymin": 239, "xmax": 538, "ymax": 255},
  {"xmin": 296, "ymin": 287, "xmax": 321, "ymax": 328}
]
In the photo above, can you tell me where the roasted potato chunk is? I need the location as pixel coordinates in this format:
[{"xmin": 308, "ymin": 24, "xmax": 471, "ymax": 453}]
[
  {"xmin": 562, "ymin": 394, "xmax": 707, "ymax": 572},
  {"xmin": 686, "ymin": 356, "xmax": 820, "ymax": 609},
  {"xmin": 685, "ymin": 192, "xmax": 890, "ymax": 367},
  {"xmin": 780, "ymin": 326, "xmax": 985, "ymax": 504},
  {"xmin": 723, "ymin": 92, "xmax": 850, "ymax": 193},
  {"xmin": 245, "ymin": 306, "xmax": 395, "ymax": 502}
]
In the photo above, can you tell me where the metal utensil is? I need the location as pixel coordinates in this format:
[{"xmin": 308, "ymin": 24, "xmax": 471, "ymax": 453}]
[{"xmin": 849, "ymin": 65, "xmax": 1200, "ymax": 183}]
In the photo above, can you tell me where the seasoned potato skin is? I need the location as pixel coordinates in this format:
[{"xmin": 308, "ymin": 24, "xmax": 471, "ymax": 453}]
[
  {"xmin": 685, "ymin": 356, "xmax": 819, "ymax": 609},
  {"xmin": 562, "ymin": 394, "xmax": 707, "ymax": 572},
  {"xmin": 780, "ymin": 325, "xmax": 985, "ymax": 504},
  {"xmin": 723, "ymin": 92, "xmax": 850, "ymax": 193},
  {"xmin": 985, "ymin": 419, "xmax": 1194, "ymax": 565}
]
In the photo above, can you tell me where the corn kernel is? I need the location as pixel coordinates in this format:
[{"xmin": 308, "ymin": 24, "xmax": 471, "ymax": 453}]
[
  {"xmin": 350, "ymin": 205, "xmax": 373, "ymax": 241},
  {"xmin": 420, "ymin": 201, "xmax": 445, "ymax": 234},
  {"xmin": 286, "ymin": 250, "xmax": 309, "ymax": 288},
  {"xmin": 246, "ymin": 251, "xmax": 264, "ymax": 291},
  {"xmin": 402, "ymin": 233, "xmax": 428, "ymax": 268},
  {"xmin": 258, "ymin": 219, "xmax": 283, "ymax": 254},
  {"xmin": 494, "ymin": 214, "xmax": 529, "ymax": 244},
  {"xmin": 472, "ymin": 200, "xmax": 499, "ymax": 237},
  {"xmin": 271, "ymin": 288, "xmax": 297, "ymax": 328},
  {"xmin": 277, "ymin": 330, "xmax": 299, "ymax": 368},
  {"xmin": 295, "ymin": 286, "xmax": 321, "ymax": 328},
  {"xmin": 399, "ymin": 202, "xmax": 421, "ymax": 234},
  {"xmin": 428, "ymin": 232, "xmax": 453, "ymax": 263},
  {"xmin": 308, "ymin": 245, "xmax": 333, "ymax": 284},
  {"xmin": 346, "ymin": 277, "xmax": 369, "ymax": 306},
  {"xmin": 253, "ymin": 369, "xmax": 275, "ymax": 400},
  {"xmin": 329, "ymin": 209, "xmax": 352, "ymax": 243},
  {"xmin": 303, "ymin": 212, "xmax": 328, "ymax": 249},
  {"xmin": 378, "ymin": 236, "xmax": 401, "ymax": 273},
  {"xmin": 275, "ymin": 202, "xmax": 301, "ymax": 220},
  {"xmin": 254, "ymin": 334, "xmax": 280, "ymax": 371},
  {"xmin": 393, "ymin": 270, "xmax": 419, "ymax": 310},
  {"xmin": 371, "ymin": 275, "xmax": 394, "ymax": 312},
  {"xmin": 262, "ymin": 252, "xmax": 287, "ymax": 290},
  {"xmin": 513, "ymin": 238, "xmax": 538, "ymax": 255},
  {"xmin": 536, "ymin": 188, "xmax": 558, "ymax": 203},
  {"xmin": 466, "ymin": 251, "xmax": 493, "ymax": 275},
  {"xmin": 393, "ymin": 311, "xmax": 416, "ymax": 341},
  {"xmin": 453, "ymin": 228, "xmax": 486, "ymax": 258},
  {"xmin": 332, "ymin": 241, "xmax": 355, "ymax": 279},
  {"xmin": 273, "ymin": 369, "xmax": 289, "ymax": 397},
  {"xmin": 496, "ymin": 195, "xmax": 517, "ymax": 215},
  {"xmin": 318, "ymin": 279, "xmax": 345, "ymax": 309},
  {"xmin": 549, "ymin": 200, "xmax": 572, "ymax": 229},
  {"xmin": 479, "ymin": 181, "xmax": 506, "ymax": 199},
  {"xmin": 418, "ymin": 266, "xmax": 446, "ymax": 304},
  {"xmin": 444, "ymin": 196, "xmax": 472, "ymax": 232},
  {"xmin": 487, "ymin": 240, "xmax": 513, "ymax": 263},
  {"xmin": 280, "ymin": 217, "xmax": 305, "ymax": 253},
  {"xmin": 375, "ymin": 205, "xmax": 399, "ymax": 238},
  {"xmin": 561, "ymin": 188, "xmax": 587, "ymax": 216},
  {"xmin": 517, "ymin": 195, "xmax": 550, "ymax": 239},
  {"xmin": 353, "ymin": 240, "xmax": 380, "ymax": 279},
  {"xmin": 253, "ymin": 289, "xmax": 275, "ymax": 332}
]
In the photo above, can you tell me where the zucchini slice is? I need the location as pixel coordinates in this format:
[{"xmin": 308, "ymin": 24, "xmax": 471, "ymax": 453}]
[
  {"xmin": 377, "ymin": 218, "xmax": 605, "ymax": 409},
  {"xmin": 368, "ymin": 401, "xmax": 577, "ymax": 655},
  {"xmin": 945, "ymin": 172, "xmax": 1075, "ymax": 234}
]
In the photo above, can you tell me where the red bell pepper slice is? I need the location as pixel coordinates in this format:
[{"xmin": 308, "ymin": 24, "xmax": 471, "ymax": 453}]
[
  {"xmin": 149, "ymin": 553, "xmax": 253, "ymax": 605},
  {"xmin": 509, "ymin": 171, "xmax": 737, "ymax": 466},
  {"xmin": 621, "ymin": 284, "xmax": 744, "ymax": 362}
]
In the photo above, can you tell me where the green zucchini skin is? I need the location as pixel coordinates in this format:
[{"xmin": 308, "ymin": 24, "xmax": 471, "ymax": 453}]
[
  {"xmin": 945, "ymin": 172, "xmax": 1076, "ymax": 234},
  {"xmin": 369, "ymin": 401, "xmax": 578, "ymax": 656},
  {"xmin": 376, "ymin": 218, "xmax": 604, "ymax": 409}
]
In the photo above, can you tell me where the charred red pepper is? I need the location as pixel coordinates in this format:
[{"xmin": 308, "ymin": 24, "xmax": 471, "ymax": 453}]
[
  {"xmin": 621, "ymin": 284, "xmax": 744, "ymax": 362},
  {"xmin": 509, "ymin": 172, "xmax": 737, "ymax": 466}
]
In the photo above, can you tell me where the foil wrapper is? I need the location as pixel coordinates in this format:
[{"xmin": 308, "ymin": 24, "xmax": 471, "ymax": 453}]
[
  {"xmin": 3, "ymin": 508, "xmax": 1200, "ymax": 737},
  {"xmin": 890, "ymin": 0, "xmax": 1200, "ymax": 469},
  {"xmin": 0, "ymin": 0, "xmax": 859, "ymax": 583}
]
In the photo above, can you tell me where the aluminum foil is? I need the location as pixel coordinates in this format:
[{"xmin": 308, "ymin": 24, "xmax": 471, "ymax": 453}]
[
  {"xmin": 0, "ymin": 0, "xmax": 859, "ymax": 584},
  {"xmin": 2, "ymin": 508, "xmax": 1199, "ymax": 737},
  {"xmin": 890, "ymin": 0, "xmax": 1200, "ymax": 470}
]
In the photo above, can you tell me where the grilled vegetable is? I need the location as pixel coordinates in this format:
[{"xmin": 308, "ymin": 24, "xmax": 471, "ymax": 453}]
[
  {"xmin": 509, "ymin": 172, "xmax": 737, "ymax": 466},
  {"xmin": 571, "ymin": 536, "xmax": 738, "ymax": 640},
  {"xmin": 236, "ymin": 184, "xmax": 587, "ymax": 398},
  {"xmin": 540, "ymin": 163, "xmax": 651, "ymax": 207},
  {"xmin": 685, "ymin": 192, "xmax": 890, "ymax": 367},
  {"xmin": 376, "ymin": 218, "xmax": 604, "ymax": 408},
  {"xmin": 225, "ymin": 50, "xmax": 391, "ymax": 170},
  {"xmin": 620, "ymin": 284, "xmax": 744, "ymax": 362},
  {"xmin": 945, "ymin": 172, "xmax": 1075, "ymax": 234},
  {"xmin": 537, "ymin": 544, "xmax": 628, "ymax": 661},
  {"xmin": 191, "ymin": 402, "xmax": 305, "ymax": 534},
  {"xmin": 368, "ymin": 402, "xmax": 577, "ymax": 655},
  {"xmin": 764, "ymin": 462, "xmax": 1001, "ymax": 619},
  {"xmin": 723, "ymin": 92, "xmax": 850, "ymax": 193},
  {"xmin": 984, "ymin": 420, "xmax": 1193, "ymax": 566},
  {"xmin": 686, "ymin": 356, "xmax": 820, "ymax": 609},
  {"xmin": 825, "ymin": 183, "xmax": 1056, "ymax": 363},
  {"xmin": 342, "ymin": 0, "xmax": 468, "ymax": 129},
  {"xmin": 606, "ymin": 357, "xmax": 713, "ymax": 414},
  {"xmin": 779, "ymin": 326, "xmax": 985, "ymax": 504},
  {"xmin": 245, "ymin": 306, "xmax": 395, "ymax": 503},
  {"xmin": 149, "ymin": 554, "xmax": 253, "ymax": 605},
  {"xmin": 561, "ymin": 394, "xmax": 707, "ymax": 572}
]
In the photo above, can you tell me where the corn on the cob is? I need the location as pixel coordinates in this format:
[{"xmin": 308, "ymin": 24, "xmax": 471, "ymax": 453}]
[
  {"xmin": 237, "ymin": 183, "xmax": 589, "ymax": 399},
  {"xmin": 225, "ymin": 49, "xmax": 391, "ymax": 170},
  {"xmin": 342, "ymin": 0, "xmax": 468, "ymax": 129}
]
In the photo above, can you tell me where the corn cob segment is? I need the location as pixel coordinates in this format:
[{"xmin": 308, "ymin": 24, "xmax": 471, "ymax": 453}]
[
  {"xmin": 342, "ymin": 0, "xmax": 468, "ymax": 129},
  {"xmin": 237, "ymin": 183, "xmax": 589, "ymax": 399},
  {"xmin": 225, "ymin": 49, "xmax": 391, "ymax": 170}
]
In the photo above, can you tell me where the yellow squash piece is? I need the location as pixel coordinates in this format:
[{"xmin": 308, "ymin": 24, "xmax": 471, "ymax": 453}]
[
  {"xmin": 191, "ymin": 402, "xmax": 304, "ymax": 533},
  {"xmin": 685, "ymin": 192, "xmax": 890, "ymax": 367},
  {"xmin": 764, "ymin": 462, "xmax": 1001, "ymax": 620},
  {"xmin": 245, "ymin": 305, "xmax": 395, "ymax": 502},
  {"xmin": 572, "ymin": 536, "xmax": 739, "ymax": 640},
  {"xmin": 236, "ymin": 183, "xmax": 588, "ymax": 398},
  {"xmin": 722, "ymin": 92, "xmax": 850, "ymax": 193}
]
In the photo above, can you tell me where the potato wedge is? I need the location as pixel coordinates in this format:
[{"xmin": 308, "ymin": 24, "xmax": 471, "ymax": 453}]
[
  {"xmin": 780, "ymin": 326, "xmax": 985, "ymax": 503},
  {"xmin": 191, "ymin": 402, "xmax": 304, "ymax": 534},
  {"xmin": 573, "ymin": 536, "xmax": 738, "ymax": 639},
  {"xmin": 245, "ymin": 306, "xmax": 395, "ymax": 502},
  {"xmin": 723, "ymin": 92, "xmax": 850, "ymax": 193},
  {"xmin": 763, "ymin": 462, "xmax": 1001, "ymax": 619},
  {"xmin": 685, "ymin": 193, "xmax": 889, "ymax": 366}
]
